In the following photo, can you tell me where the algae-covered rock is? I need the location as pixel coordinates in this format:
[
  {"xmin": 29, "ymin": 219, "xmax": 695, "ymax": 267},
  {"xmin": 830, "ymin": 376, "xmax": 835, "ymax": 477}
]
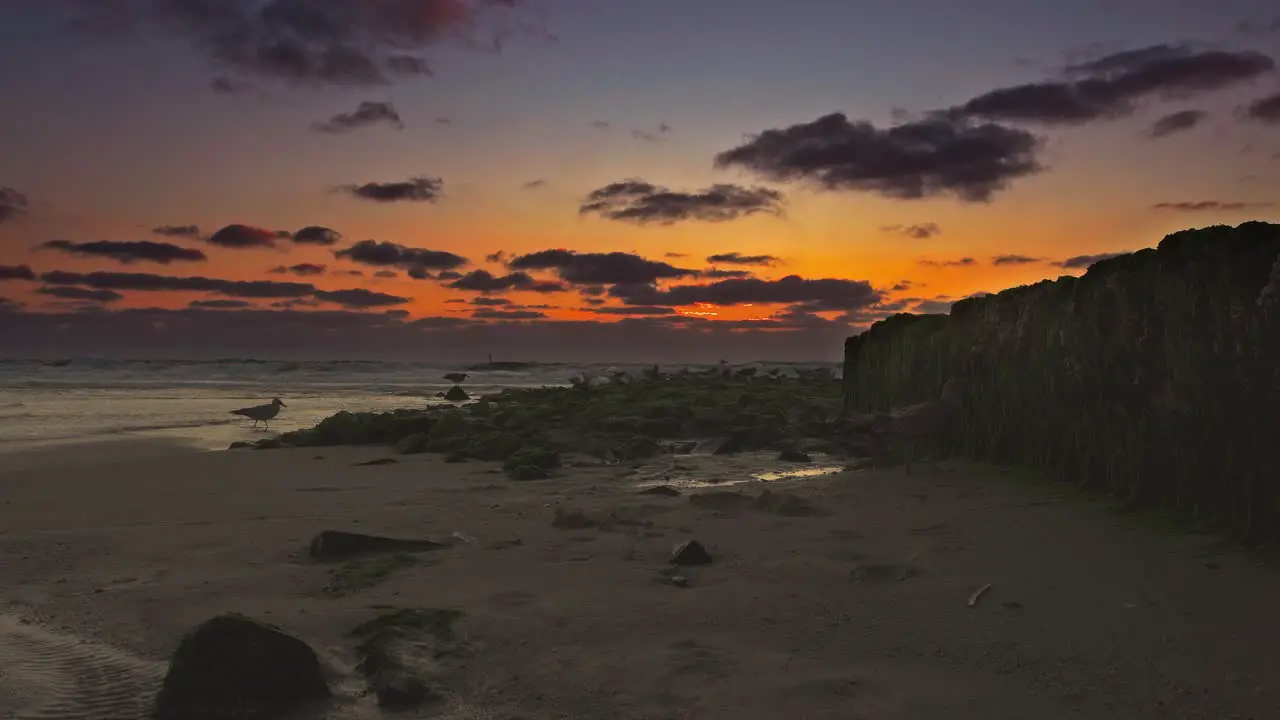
[{"xmin": 347, "ymin": 608, "xmax": 463, "ymax": 713}]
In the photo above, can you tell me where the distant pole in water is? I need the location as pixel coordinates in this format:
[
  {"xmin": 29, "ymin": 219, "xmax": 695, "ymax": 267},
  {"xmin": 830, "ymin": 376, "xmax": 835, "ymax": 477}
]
[{"xmin": 488, "ymin": 353, "xmax": 492, "ymax": 365}]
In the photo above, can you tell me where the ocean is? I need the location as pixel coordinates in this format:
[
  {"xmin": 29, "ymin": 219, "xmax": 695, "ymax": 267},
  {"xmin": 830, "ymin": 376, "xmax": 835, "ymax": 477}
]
[{"xmin": 0, "ymin": 359, "xmax": 842, "ymax": 454}]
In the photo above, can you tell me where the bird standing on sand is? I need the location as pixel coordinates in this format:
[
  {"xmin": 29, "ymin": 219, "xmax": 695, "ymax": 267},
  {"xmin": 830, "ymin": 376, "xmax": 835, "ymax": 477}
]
[
  {"xmin": 443, "ymin": 373, "xmax": 469, "ymax": 384},
  {"xmin": 230, "ymin": 398, "xmax": 286, "ymax": 430}
]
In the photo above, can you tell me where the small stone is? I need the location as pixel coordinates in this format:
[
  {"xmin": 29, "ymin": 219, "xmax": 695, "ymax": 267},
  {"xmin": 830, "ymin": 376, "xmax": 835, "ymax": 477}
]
[
  {"xmin": 777, "ymin": 448, "xmax": 811, "ymax": 463},
  {"xmin": 354, "ymin": 458, "xmax": 398, "ymax": 466},
  {"xmin": 669, "ymin": 539, "xmax": 713, "ymax": 566}
]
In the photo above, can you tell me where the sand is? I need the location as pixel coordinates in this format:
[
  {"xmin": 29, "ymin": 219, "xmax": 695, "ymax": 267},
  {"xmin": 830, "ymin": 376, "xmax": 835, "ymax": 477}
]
[{"xmin": 2, "ymin": 442, "xmax": 1279, "ymax": 719}]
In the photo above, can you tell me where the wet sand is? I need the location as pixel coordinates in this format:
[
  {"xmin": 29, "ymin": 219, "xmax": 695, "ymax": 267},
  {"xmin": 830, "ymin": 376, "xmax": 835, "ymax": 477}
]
[{"xmin": 2, "ymin": 442, "xmax": 1279, "ymax": 718}]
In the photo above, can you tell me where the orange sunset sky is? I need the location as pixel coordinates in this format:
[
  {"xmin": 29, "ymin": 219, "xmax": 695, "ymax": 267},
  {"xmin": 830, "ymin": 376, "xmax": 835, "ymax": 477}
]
[{"xmin": 1, "ymin": 1, "xmax": 1279, "ymax": 361}]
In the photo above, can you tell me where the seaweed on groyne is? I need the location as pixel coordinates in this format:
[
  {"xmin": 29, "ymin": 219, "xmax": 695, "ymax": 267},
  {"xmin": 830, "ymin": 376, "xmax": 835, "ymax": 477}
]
[{"xmin": 843, "ymin": 221, "xmax": 1280, "ymax": 541}]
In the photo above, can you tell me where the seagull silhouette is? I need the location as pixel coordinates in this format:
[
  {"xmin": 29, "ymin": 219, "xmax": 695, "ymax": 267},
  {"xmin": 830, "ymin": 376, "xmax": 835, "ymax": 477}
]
[{"xmin": 230, "ymin": 397, "xmax": 286, "ymax": 430}]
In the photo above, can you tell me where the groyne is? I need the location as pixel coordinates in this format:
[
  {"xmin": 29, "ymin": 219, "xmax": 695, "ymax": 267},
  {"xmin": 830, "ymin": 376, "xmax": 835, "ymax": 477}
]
[{"xmin": 843, "ymin": 221, "xmax": 1280, "ymax": 541}]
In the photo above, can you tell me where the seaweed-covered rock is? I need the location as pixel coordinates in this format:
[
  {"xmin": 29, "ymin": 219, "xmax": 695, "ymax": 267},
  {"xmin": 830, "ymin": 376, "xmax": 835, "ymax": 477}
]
[
  {"xmin": 444, "ymin": 385, "xmax": 469, "ymax": 402},
  {"xmin": 777, "ymin": 448, "xmax": 811, "ymax": 462},
  {"xmin": 503, "ymin": 447, "xmax": 561, "ymax": 473},
  {"xmin": 153, "ymin": 614, "xmax": 330, "ymax": 720},
  {"xmin": 347, "ymin": 608, "xmax": 463, "ymax": 713},
  {"xmin": 395, "ymin": 432, "xmax": 430, "ymax": 455}
]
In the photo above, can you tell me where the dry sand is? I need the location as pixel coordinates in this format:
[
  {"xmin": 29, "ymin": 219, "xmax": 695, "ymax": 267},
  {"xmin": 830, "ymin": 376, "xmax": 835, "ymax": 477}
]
[{"xmin": 2, "ymin": 442, "xmax": 1279, "ymax": 719}]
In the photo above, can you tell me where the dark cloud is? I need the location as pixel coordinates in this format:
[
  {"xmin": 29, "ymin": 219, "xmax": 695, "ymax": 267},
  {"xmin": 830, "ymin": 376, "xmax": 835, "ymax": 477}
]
[
  {"xmin": 191, "ymin": 299, "xmax": 252, "ymax": 309},
  {"xmin": 470, "ymin": 296, "xmax": 512, "ymax": 306},
  {"xmin": 881, "ymin": 222, "xmax": 941, "ymax": 239},
  {"xmin": 588, "ymin": 306, "xmax": 677, "ymax": 316},
  {"xmin": 610, "ymin": 275, "xmax": 881, "ymax": 311},
  {"xmin": 75, "ymin": 0, "xmax": 534, "ymax": 88},
  {"xmin": 591, "ymin": 120, "xmax": 610, "ymax": 129},
  {"xmin": 522, "ymin": 178, "xmax": 548, "ymax": 189},
  {"xmin": 436, "ymin": 270, "xmax": 463, "ymax": 280},
  {"xmin": 40, "ymin": 270, "xmax": 315, "ymax": 299},
  {"xmin": 714, "ymin": 113, "xmax": 1042, "ymax": 203},
  {"xmin": 1148, "ymin": 109, "xmax": 1207, "ymax": 138},
  {"xmin": 334, "ymin": 269, "xmax": 365, "ymax": 277},
  {"xmin": 208, "ymin": 224, "xmax": 289, "ymax": 248},
  {"xmin": 485, "ymin": 250, "xmax": 509, "ymax": 264},
  {"xmin": 917, "ymin": 257, "xmax": 977, "ymax": 267},
  {"xmin": 579, "ymin": 180, "xmax": 784, "ymax": 224},
  {"xmin": 509, "ymin": 249, "xmax": 697, "ymax": 285},
  {"xmin": 472, "ymin": 308, "xmax": 546, "ymax": 320},
  {"xmin": 706, "ymin": 253, "xmax": 778, "ymax": 266},
  {"xmin": 0, "ymin": 297, "xmax": 22, "ymax": 310},
  {"xmin": 292, "ymin": 226, "xmax": 343, "ymax": 245},
  {"xmin": 447, "ymin": 269, "xmax": 564, "ymax": 293},
  {"xmin": 702, "ymin": 268, "xmax": 753, "ymax": 279},
  {"xmin": 578, "ymin": 285, "xmax": 606, "ymax": 297},
  {"xmin": 0, "ymin": 187, "xmax": 29, "ymax": 224},
  {"xmin": 1153, "ymin": 201, "xmax": 1273, "ymax": 211},
  {"xmin": 1056, "ymin": 252, "xmax": 1128, "ymax": 269},
  {"xmin": 41, "ymin": 239, "xmax": 207, "ymax": 265},
  {"xmin": 314, "ymin": 288, "xmax": 409, "ymax": 308},
  {"xmin": 37, "ymin": 286, "xmax": 123, "ymax": 303},
  {"xmin": 271, "ymin": 298, "xmax": 321, "ymax": 309},
  {"xmin": 373, "ymin": 270, "xmax": 398, "ymax": 279},
  {"xmin": 583, "ymin": 297, "xmax": 606, "ymax": 306},
  {"xmin": 152, "ymin": 224, "xmax": 201, "ymax": 238},
  {"xmin": 0, "ymin": 265, "xmax": 37, "ymax": 281},
  {"xmin": 269, "ymin": 263, "xmax": 327, "ymax": 277},
  {"xmin": 337, "ymin": 176, "xmax": 443, "ymax": 202},
  {"xmin": 210, "ymin": 76, "xmax": 243, "ymax": 94},
  {"xmin": 312, "ymin": 101, "xmax": 404, "ymax": 133},
  {"xmin": 334, "ymin": 240, "xmax": 467, "ymax": 275},
  {"xmin": 1241, "ymin": 92, "xmax": 1280, "ymax": 124},
  {"xmin": 0, "ymin": 306, "xmax": 856, "ymax": 362},
  {"xmin": 1235, "ymin": 17, "xmax": 1280, "ymax": 37},
  {"xmin": 955, "ymin": 44, "xmax": 1274, "ymax": 125},
  {"xmin": 434, "ymin": 116, "xmax": 452, "ymax": 125},
  {"xmin": 664, "ymin": 252, "xmax": 688, "ymax": 258},
  {"xmin": 991, "ymin": 254, "xmax": 1044, "ymax": 266}
]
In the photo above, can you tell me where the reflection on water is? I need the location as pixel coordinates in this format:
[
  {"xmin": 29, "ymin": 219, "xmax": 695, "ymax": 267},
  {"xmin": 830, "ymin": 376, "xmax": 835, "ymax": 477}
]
[
  {"xmin": 753, "ymin": 465, "xmax": 844, "ymax": 482},
  {"xmin": 629, "ymin": 450, "xmax": 847, "ymax": 490}
]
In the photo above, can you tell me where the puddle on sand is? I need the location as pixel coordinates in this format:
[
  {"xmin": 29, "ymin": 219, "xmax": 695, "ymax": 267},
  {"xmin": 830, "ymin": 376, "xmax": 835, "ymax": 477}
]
[{"xmin": 630, "ymin": 450, "xmax": 847, "ymax": 490}]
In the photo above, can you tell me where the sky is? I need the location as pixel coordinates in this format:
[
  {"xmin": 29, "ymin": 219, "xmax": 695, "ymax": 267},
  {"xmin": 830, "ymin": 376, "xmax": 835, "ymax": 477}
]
[{"xmin": 1, "ymin": 0, "xmax": 1279, "ymax": 362}]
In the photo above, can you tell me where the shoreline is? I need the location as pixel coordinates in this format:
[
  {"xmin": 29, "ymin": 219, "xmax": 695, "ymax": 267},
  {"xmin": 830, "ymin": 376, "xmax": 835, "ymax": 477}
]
[{"xmin": 0, "ymin": 436, "xmax": 210, "ymax": 473}]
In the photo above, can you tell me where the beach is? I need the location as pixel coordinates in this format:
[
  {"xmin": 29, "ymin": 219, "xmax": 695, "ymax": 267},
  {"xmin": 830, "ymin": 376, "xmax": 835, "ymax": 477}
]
[{"xmin": 3, "ymin": 438, "xmax": 1280, "ymax": 719}]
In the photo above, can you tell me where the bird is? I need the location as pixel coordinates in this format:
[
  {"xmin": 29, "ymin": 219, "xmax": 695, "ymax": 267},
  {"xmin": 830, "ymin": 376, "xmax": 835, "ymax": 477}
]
[
  {"xmin": 443, "ymin": 372, "xmax": 469, "ymax": 384},
  {"xmin": 230, "ymin": 397, "xmax": 286, "ymax": 430}
]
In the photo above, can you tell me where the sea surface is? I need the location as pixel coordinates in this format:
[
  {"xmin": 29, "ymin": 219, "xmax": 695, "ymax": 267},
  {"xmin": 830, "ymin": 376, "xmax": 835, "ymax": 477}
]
[{"xmin": 0, "ymin": 359, "xmax": 841, "ymax": 454}]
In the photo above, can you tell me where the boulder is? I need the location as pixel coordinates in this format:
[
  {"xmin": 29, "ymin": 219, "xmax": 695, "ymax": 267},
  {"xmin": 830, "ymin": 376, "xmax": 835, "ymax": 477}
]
[
  {"xmin": 153, "ymin": 614, "xmax": 329, "ymax": 720},
  {"xmin": 308, "ymin": 530, "xmax": 445, "ymax": 562},
  {"xmin": 444, "ymin": 386, "xmax": 470, "ymax": 402},
  {"xmin": 777, "ymin": 448, "xmax": 811, "ymax": 462}
]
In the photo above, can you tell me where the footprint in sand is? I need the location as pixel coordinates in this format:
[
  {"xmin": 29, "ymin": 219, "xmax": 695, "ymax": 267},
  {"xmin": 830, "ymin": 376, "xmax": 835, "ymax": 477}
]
[{"xmin": 0, "ymin": 614, "xmax": 166, "ymax": 720}]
